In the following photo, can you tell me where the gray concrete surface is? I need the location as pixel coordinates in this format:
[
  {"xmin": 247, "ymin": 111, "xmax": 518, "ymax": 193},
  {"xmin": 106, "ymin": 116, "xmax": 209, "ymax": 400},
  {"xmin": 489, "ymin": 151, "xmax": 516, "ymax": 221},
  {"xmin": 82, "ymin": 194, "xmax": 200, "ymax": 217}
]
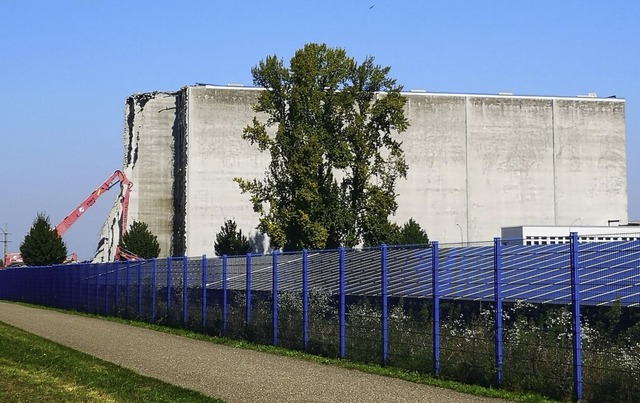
[
  {"xmin": 94, "ymin": 86, "xmax": 627, "ymax": 261},
  {"xmin": 0, "ymin": 302, "xmax": 510, "ymax": 403}
]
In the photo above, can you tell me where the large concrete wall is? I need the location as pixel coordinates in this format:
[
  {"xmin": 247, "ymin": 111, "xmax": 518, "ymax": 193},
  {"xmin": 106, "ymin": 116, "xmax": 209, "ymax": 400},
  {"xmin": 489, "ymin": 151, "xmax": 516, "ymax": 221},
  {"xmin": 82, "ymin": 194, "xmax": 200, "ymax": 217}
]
[
  {"xmin": 397, "ymin": 94, "xmax": 468, "ymax": 244},
  {"xmin": 97, "ymin": 86, "xmax": 627, "ymax": 260},
  {"xmin": 553, "ymin": 99, "xmax": 627, "ymax": 224},
  {"xmin": 184, "ymin": 86, "xmax": 270, "ymax": 254},
  {"xmin": 465, "ymin": 97, "xmax": 556, "ymax": 242}
]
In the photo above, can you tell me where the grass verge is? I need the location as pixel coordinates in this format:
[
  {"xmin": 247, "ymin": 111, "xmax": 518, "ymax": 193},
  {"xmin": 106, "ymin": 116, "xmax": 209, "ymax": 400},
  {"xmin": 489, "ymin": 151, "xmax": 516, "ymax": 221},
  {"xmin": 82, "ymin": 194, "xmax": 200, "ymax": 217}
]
[{"xmin": 0, "ymin": 320, "xmax": 222, "ymax": 403}]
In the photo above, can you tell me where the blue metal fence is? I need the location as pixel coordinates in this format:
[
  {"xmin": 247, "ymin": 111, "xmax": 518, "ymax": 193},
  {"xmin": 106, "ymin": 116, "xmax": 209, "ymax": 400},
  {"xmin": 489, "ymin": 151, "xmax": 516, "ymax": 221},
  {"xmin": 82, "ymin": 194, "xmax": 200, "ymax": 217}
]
[{"xmin": 1, "ymin": 234, "xmax": 640, "ymax": 402}]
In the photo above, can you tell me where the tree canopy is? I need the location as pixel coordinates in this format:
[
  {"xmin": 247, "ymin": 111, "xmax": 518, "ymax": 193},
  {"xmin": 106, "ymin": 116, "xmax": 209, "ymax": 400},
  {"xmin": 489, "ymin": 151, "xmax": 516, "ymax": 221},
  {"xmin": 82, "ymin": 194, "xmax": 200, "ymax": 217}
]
[
  {"xmin": 235, "ymin": 43, "xmax": 410, "ymax": 251},
  {"xmin": 395, "ymin": 218, "xmax": 430, "ymax": 246},
  {"xmin": 214, "ymin": 219, "xmax": 251, "ymax": 256},
  {"xmin": 20, "ymin": 213, "xmax": 67, "ymax": 266},
  {"xmin": 119, "ymin": 220, "xmax": 161, "ymax": 259}
]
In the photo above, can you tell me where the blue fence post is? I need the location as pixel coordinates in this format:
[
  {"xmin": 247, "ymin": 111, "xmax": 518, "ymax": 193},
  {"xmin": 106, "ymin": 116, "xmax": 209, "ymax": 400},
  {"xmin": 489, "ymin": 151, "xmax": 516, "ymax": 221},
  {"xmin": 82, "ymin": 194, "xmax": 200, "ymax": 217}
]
[
  {"xmin": 151, "ymin": 258, "xmax": 157, "ymax": 322},
  {"xmin": 246, "ymin": 253, "xmax": 252, "ymax": 327},
  {"xmin": 65, "ymin": 266, "xmax": 71, "ymax": 309},
  {"xmin": 74, "ymin": 264, "xmax": 81, "ymax": 310},
  {"xmin": 166, "ymin": 257, "xmax": 172, "ymax": 320},
  {"xmin": 125, "ymin": 260, "xmax": 131, "ymax": 316},
  {"xmin": 182, "ymin": 256, "xmax": 188, "ymax": 326},
  {"xmin": 80, "ymin": 263, "xmax": 90, "ymax": 313},
  {"xmin": 222, "ymin": 255, "xmax": 228, "ymax": 336},
  {"xmin": 570, "ymin": 232, "xmax": 583, "ymax": 401},
  {"xmin": 59, "ymin": 266, "xmax": 64, "ymax": 308},
  {"xmin": 67, "ymin": 265, "xmax": 72, "ymax": 308},
  {"xmin": 114, "ymin": 262, "xmax": 120, "ymax": 315},
  {"xmin": 137, "ymin": 260, "xmax": 142, "ymax": 318},
  {"xmin": 272, "ymin": 250, "xmax": 279, "ymax": 346},
  {"xmin": 61, "ymin": 266, "xmax": 67, "ymax": 309},
  {"xmin": 104, "ymin": 263, "xmax": 110, "ymax": 315},
  {"xmin": 381, "ymin": 244, "xmax": 388, "ymax": 366},
  {"xmin": 339, "ymin": 246, "xmax": 346, "ymax": 359},
  {"xmin": 56, "ymin": 266, "xmax": 61, "ymax": 307},
  {"xmin": 88, "ymin": 266, "xmax": 92, "ymax": 311},
  {"xmin": 431, "ymin": 241, "xmax": 440, "ymax": 376},
  {"xmin": 71, "ymin": 265, "xmax": 76, "ymax": 309},
  {"xmin": 201, "ymin": 255, "xmax": 207, "ymax": 333},
  {"xmin": 493, "ymin": 237, "xmax": 503, "ymax": 386},
  {"xmin": 97, "ymin": 266, "xmax": 102, "ymax": 312},
  {"xmin": 302, "ymin": 249, "xmax": 308, "ymax": 350}
]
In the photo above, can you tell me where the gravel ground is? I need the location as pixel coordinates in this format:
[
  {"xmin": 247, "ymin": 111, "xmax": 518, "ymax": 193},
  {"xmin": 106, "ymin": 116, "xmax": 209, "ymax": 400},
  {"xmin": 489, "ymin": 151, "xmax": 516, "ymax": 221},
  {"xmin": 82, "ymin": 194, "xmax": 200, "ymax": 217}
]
[{"xmin": 0, "ymin": 302, "xmax": 511, "ymax": 403}]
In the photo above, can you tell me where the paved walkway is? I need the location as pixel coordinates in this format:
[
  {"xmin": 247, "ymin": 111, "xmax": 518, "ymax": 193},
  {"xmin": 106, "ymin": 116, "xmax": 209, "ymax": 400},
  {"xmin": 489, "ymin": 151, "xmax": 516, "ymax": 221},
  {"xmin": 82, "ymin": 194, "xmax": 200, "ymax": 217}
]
[{"xmin": 0, "ymin": 302, "xmax": 510, "ymax": 403}]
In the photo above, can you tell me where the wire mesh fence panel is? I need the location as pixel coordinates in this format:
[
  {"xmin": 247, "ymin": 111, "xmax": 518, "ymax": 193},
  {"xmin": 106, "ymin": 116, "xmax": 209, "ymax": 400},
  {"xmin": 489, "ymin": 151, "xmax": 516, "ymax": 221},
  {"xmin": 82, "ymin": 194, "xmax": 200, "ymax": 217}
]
[
  {"xmin": 386, "ymin": 245, "xmax": 433, "ymax": 372},
  {"xmin": 344, "ymin": 248, "xmax": 382, "ymax": 364},
  {"xmin": 69, "ymin": 264, "xmax": 86, "ymax": 312},
  {"xmin": 166, "ymin": 257, "xmax": 186, "ymax": 327},
  {"xmin": 388, "ymin": 246, "xmax": 432, "ymax": 298},
  {"xmin": 185, "ymin": 257, "xmax": 204, "ymax": 332},
  {"xmin": 245, "ymin": 254, "xmax": 273, "ymax": 346},
  {"xmin": 154, "ymin": 259, "xmax": 169, "ymax": 324},
  {"xmin": 136, "ymin": 260, "xmax": 155, "ymax": 322},
  {"xmin": 578, "ymin": 240, "xmax": 640, "ymax": 403},
  {"xmin": 94, "ymin": 264, "xmax": 108, "ymax": 316},
  {"xmin": 276, "ymin": 251, "xmax": 306, "ymax": 351},
  {"xmin": 436, "ymin": 243, "xmax": 496, "ymax": 386},
  {"xmin": 204, "ymin": 256, "xmax": 223, "ymax": 336},
  {"xmin": 117, "ymin": 262, "xmax": 130, "ymax": 317},
  {"xmin": 305, "ymin": 249, "xmax": 340, "ymax": 358},
  {"xmin": 389, "ymin": 297, "xmax": 434, "ymax": 372},
  {"xmin": 500, "ymin": 244, "xmax": 574, "ymax": 400},
  {"xmin": 223, "ymin": 256, "xmax": 248, "ymax": 340},
  {"xmin": 84, "ymin": 265, "xmax": 98, "ymax": 314}
]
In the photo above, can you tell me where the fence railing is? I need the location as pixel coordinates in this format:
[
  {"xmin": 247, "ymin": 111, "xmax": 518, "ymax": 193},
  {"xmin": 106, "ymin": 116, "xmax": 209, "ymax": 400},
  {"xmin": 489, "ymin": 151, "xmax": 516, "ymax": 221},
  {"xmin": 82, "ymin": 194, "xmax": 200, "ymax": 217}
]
[{"xmin": 1, "ymin": 233, "xmax": 640, "ymax": 402}]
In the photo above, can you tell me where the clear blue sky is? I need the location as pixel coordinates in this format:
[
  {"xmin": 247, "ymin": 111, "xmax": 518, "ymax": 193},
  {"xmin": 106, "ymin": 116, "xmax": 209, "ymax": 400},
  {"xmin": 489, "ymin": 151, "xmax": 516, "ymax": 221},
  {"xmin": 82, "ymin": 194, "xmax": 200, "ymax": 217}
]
[{"xmin": 1, "ymin": 1, "xmax": 638, "ymax": 260}]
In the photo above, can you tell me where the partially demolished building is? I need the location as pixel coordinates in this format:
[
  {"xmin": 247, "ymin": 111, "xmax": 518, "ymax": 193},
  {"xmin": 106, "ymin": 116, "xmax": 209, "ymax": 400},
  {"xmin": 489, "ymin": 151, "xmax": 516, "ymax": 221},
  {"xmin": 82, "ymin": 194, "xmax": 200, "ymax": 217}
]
[{"xmin": 94, "ymin": 85, "xmax": 627, "ymax": 261}]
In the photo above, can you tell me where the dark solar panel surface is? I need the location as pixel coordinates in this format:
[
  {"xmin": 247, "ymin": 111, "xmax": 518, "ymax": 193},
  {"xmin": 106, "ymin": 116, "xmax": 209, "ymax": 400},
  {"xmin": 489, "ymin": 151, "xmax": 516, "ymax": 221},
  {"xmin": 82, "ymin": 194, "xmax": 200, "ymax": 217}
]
[{"xmin": 97, "ymin": 241, "xmax": 640, "ymax": 307}]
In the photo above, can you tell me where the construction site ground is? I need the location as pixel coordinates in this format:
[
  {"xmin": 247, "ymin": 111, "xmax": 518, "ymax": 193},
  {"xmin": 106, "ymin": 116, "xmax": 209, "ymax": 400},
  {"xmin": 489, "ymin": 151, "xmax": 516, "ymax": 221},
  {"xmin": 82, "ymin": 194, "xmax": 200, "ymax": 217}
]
[{"xmin": 0, "ymin": 302, "xmax": 511, "ymax": 403}]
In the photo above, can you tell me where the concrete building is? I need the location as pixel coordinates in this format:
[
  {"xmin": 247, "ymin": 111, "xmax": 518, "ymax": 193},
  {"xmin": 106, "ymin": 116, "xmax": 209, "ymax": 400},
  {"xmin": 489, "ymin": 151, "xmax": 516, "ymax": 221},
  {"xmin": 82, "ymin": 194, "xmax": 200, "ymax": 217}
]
[{"xmin": 94, "ymin": 85, "xmax": 627, "ymax": 261}]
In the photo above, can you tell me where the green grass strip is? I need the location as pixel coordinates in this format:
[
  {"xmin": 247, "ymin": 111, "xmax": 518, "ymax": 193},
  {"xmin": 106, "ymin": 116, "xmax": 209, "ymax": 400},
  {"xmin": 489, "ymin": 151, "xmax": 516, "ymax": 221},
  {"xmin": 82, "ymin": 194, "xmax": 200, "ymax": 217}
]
[{"xmin": 0, "ymin": 321, "xmax": 222, "ymax": 403}]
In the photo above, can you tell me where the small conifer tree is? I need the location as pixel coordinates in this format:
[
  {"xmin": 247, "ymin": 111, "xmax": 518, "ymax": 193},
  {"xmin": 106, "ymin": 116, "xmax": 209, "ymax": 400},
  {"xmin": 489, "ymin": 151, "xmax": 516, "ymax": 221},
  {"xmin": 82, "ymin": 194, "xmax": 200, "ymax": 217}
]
[
  {"xmin": 20, "ymin": 213, "xmax": 67, "ymax": 266},
  {"xmin": 396, "ymin": 218, "xmax": 429, "ymax": 245},
  {"xmin": 119, "ymin": 220, "xmax": 161, "ymax": 259},
  {"xmin": 214, "ymin": 219, "xmax": 251, "ymax": 256}
]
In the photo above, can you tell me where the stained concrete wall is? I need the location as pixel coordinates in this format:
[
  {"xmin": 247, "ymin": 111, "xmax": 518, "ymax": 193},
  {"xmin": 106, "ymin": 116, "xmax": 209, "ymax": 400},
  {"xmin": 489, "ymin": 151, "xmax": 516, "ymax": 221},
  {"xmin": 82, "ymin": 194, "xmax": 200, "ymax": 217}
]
[
  {"xmin": 396, "ymin": 94, "xmax": 468, "ymax": 245},
  {"xmin": 553, "ymin": 99, "xmax": 627, "ymax": 225},
  {"xmin": 95, "ymin": 92, "xmax": 181, "ymax": 262},
  {"xmin": 97, "ymin": 86, "xmax": 627, "ymax": 260},
  {"xmin": 466, "ymin": 97, "xmax": 556, "ymax": 242},
  {"xmin": 184, "ymin": 86, "xmax": 270, "ymax": 255}
]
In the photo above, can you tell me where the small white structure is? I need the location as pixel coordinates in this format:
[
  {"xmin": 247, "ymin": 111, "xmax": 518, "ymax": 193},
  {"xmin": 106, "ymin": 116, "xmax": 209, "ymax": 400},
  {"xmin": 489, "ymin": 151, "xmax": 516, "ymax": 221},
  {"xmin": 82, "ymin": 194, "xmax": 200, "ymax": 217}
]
[{"xmin": 501, "ymin": 225, "xmax": 640, "ymax": 246}]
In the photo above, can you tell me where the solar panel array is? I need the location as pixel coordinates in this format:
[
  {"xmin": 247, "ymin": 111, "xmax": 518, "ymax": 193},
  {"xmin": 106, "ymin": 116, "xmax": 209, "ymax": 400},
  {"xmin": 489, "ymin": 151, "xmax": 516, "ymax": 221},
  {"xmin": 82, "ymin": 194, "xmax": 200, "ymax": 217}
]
[{"xmin": 195, "ymin": 241, "xmax": 640, "ymax": 307}]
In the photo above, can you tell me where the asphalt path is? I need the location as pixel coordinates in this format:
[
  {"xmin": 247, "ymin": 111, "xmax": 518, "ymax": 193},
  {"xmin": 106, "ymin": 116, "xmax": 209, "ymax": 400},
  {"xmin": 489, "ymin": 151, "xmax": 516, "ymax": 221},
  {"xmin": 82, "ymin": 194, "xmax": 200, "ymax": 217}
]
[{"xmin": 0, "ymin": 302, "xmax": 511, "ymax": 403}]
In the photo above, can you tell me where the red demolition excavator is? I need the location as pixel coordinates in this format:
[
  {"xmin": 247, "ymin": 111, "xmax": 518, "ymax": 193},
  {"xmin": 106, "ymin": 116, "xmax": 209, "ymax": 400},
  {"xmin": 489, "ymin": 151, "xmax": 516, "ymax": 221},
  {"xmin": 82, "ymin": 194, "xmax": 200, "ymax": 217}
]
[{"xmin": 3, "ymin": 170, "xmax": 134, "ymax": 267}]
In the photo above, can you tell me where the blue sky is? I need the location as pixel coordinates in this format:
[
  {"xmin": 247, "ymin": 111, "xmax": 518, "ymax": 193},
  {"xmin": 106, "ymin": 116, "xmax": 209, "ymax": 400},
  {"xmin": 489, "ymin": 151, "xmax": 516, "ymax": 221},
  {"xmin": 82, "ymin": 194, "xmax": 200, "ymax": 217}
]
[{"xmin": 1, "ymin": 1, "xmax": 638, "ymax": 260}]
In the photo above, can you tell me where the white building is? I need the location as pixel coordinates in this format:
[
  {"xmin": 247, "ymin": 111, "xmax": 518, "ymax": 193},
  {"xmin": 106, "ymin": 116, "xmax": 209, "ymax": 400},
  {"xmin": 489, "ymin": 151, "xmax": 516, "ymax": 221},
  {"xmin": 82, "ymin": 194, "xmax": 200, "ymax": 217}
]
[{"xmin": 502, "ymin": 224, "xmax": 640, "ymax": 245}]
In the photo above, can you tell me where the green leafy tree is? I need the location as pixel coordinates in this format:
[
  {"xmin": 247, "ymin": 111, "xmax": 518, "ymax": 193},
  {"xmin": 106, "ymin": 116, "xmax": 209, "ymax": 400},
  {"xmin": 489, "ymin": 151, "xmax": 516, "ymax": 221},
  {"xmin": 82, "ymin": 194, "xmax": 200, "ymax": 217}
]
[
  {"xmin": 235, "ymin": 43, "xmax": 409, "ymax": 251},
  {"xmin": 20, "ymin": 213, "xmax": 67, "ymax": 266},
  {"xmin": 119, "ymin": 220, "xmax": 161, "ymax": 259},
  {"xmin": 214, "ymin": 219, "xmax": 251, "ymax": 256}
]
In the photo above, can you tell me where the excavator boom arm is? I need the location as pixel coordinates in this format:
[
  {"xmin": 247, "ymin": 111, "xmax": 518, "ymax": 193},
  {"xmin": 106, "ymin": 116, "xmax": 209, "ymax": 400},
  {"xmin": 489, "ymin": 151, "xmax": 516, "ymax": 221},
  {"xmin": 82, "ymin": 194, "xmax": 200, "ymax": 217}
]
[{"xmin": 54, "ymin": 170, "xmax": 131, "ymax": 238}]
